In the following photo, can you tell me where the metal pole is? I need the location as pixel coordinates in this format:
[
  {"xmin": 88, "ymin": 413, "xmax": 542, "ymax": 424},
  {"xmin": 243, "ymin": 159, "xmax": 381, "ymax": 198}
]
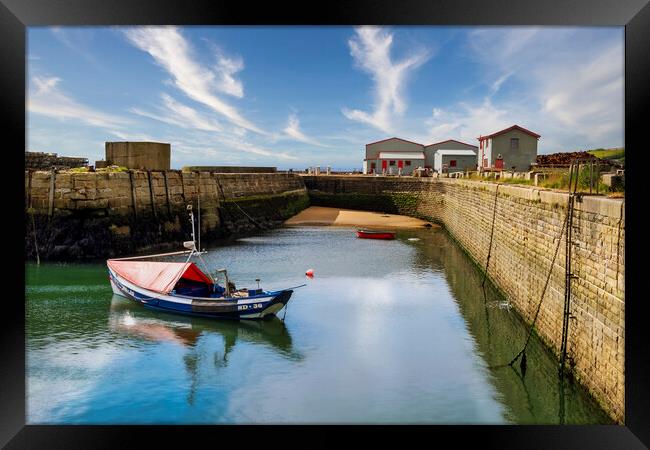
[
  {"xmin": 197, "ymin": 179, "xmax": 201, "ymax": 252},
  {"xmin": 187, "ymin": 205, "xmax": 196, "ymax": 246},
  {"xmin": 560, "ymin": 162, "xmax": 577, "ymax": 375}
]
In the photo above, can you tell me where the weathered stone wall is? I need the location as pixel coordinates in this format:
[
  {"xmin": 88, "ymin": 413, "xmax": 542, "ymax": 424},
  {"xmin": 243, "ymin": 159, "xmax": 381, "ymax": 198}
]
[
  {"xmin": 303, "ymin": 175, "xmax": 625, "ymax": 423},
  {"xmin": 25, "ymin": 171, "xmax": 308, "ymax": 260},
  {"xmin": 181, "ymin": 166, "xmax": 277, "ymax": 173},
  {"xmin": 25, "ymin": 151, "xmax": 88, "ymax": 170}
]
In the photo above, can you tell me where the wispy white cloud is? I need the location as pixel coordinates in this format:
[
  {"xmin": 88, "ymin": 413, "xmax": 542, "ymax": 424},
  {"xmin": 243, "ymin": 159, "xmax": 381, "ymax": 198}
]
[
  {"xmin": 213, "ymin": 51, "xmax": 245, "ymax": 98},
  {"xmin": 123, "ymin": 26, "xmax": 263, "ymax": 134},
  {"xmin": 283, "ymin": 113, "xmax": 326, "ymax": 147},
  {"xmin": 28, "ymin": 76, "xmax": 131, "ymax": 129},
  {"xmin": 342, "ymin": 26, "xmax": 431, "ymax": 134},
  {"xmin": 109, "ymin": 130, "xmax": 158, "ymax": 141},
  {"xmin": 217, "ymin": 136, "xmax": 297, "ymax": 160},
  {"xmin": 130, "ymin": 93, "xmax": 222, "ymax": 132},
  {"xmin": 50, "ymin": 27, "xmax": 101, "ymax": 68},
  {"xmin": 427, "ymin": 98, "xmax": 516, "ymax": 144},
  {"xmin": 427, "ymin": 28, "xmax": 623, "ymax": 152}
]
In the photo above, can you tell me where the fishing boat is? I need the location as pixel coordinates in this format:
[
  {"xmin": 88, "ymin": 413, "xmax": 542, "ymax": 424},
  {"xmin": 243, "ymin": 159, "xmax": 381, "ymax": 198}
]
[
  {"xmin": 107, "ymin": 205, "xmax": 303, "ymax": 320},
  {"xmin": 356, "ymin": 229, "xmax": 396, "ymax": 240}
]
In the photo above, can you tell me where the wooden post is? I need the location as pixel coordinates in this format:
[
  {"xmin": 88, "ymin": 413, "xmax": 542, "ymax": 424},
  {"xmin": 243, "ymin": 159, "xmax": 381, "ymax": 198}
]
[
  {"xmin": 162, "ymin": 170, "xmax": 172, "ymax": 216},
  {"xmin": 179, "ymin": 170, "xmax": 186, "ymax": 204},
  {"xmin": 147, "ymin": 170, "xmax": 157, "ymax": 217},
  {"xmin": 48, "ymin": 167, "xmax": 56, "ymax": 218},
  {"xmin": 129, "ymin": 170, "xmax": 137, "ymax": 218},
  {"xmin": 27, "ymin": 170, "xmax": 33, "ymax": 209}
]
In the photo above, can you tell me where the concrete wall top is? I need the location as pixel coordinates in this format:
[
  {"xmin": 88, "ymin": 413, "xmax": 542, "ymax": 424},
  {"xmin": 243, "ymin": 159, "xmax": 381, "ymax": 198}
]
[
  {"xmin": 106, "ymin": 142, "xmax": 171, "ymax": 171},
  {"xmin": 438, "ymin": 178, "xmax": 624, "ymax": 219},
  {"xmin": 302, "ymin": 175, "xmax": 624, "ymax": 220}
]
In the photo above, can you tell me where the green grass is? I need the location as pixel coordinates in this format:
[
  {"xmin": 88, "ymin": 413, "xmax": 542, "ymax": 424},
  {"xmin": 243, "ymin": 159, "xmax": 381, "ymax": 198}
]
[
  {"xmin": 587, "ymin": 147, "xmax": 625, "ymax": 161},
  {"xmin": 498, "ymin": 177, "xmax": 534, "ymax": 186},
  {"xmin": 465, "ymin": 170, "xmax": 621, "ymax": 195},
  {"xmin": 96, "ymin": 166, "xmax": 129, "ymax": 173}
]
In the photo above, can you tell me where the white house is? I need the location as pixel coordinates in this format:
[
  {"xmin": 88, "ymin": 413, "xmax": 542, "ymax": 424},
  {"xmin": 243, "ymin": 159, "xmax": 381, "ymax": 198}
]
[{"xmin": 433, "ymin": 149, "xmax": 478, "ymax": 173}]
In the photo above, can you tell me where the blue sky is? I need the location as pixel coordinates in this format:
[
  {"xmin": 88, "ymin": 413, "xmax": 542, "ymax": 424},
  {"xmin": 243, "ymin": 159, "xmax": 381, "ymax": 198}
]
[{"xmin": 27, "ymin": 26, "xmax": 624, "ymax": 170}]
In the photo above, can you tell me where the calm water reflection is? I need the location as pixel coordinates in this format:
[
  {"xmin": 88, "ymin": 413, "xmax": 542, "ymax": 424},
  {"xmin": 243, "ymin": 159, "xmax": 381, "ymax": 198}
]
[{"xmin": 25, "ymin": 226, "xmax": 612, "ymax": 424}]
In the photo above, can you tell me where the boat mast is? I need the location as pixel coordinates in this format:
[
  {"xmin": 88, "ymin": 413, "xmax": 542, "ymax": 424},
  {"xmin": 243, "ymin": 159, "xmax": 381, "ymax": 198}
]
[
  {"xmin": 197, "ymin": 184, "xmax": 201, "ymax": 252},
  {"xmin": 184, "ymin": 204, "xmax": 202, "ymax": 261}
]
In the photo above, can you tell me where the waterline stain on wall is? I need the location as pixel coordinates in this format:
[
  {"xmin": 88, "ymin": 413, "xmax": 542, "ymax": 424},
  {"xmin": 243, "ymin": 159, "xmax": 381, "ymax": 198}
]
[
  {"xmin": 303, "ymin": 175, "xmax": 625, "ymax": 424},
  {"xmin": 25, "ymin": 170, "xmax": 309, "ymax": 260}
]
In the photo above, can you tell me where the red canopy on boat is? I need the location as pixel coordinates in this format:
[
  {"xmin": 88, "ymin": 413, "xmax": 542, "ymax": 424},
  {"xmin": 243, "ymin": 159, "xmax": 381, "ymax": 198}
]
[{"xmin": 107, "ymin": 260, "xmax": 213, "ymax": 294}]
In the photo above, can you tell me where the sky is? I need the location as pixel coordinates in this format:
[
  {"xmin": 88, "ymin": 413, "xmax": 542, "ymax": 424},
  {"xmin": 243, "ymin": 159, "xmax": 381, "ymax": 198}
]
[{"xmin": 27, "ymin": 26, "xmax": 624, "ymax": 170}]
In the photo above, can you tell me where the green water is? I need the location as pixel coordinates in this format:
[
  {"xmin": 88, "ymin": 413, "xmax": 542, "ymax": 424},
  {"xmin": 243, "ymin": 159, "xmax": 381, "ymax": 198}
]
[{"xmin": 25, "ymin": 226, "xmax": 613, "ymax": 424}]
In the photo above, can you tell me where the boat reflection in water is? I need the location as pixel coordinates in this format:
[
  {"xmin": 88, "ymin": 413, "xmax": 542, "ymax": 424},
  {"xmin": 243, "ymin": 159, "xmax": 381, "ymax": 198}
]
[
  {"xmin": 108, "ymin": 295, "xmax": 302, "ymax": 405},
  {"xmin": 108, "ymin": 295, "xmax": 299, "ymax": 356}
]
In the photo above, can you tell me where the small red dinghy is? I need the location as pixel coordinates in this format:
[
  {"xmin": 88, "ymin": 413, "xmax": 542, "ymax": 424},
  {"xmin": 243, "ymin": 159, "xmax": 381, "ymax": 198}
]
[{"xmin": 356, "ymin": 229, "xmax": 396, "ymax": 240}]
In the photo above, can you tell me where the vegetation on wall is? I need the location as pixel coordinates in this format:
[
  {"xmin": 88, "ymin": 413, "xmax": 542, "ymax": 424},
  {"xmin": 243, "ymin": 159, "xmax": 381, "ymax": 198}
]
[{"xmin": 308, "ymin": 190, "xmax": 419, "ymax": 216}]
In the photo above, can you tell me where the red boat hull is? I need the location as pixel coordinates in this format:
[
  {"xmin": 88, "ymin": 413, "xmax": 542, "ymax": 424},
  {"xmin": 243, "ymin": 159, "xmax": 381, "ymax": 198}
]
[{"xmin": 356, "ymin": 230, "xmax": 396, "ymax": 240}]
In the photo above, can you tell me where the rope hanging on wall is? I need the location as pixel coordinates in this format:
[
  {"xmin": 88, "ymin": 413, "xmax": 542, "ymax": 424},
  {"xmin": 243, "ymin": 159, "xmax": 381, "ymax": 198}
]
[
  {"xmin": 481, "ymin": 184, "xmax": 500, "ymax": 288},
  {"xmin": 213, "ymin": 175, "xmax": 269, "ymax": 231},
  {"xmin": 504, "ymin": 198, "xmax": 570, "ymax": 372},
  {"xmin": 497, "ymin": 158, "xmax": 582, "ymax": 376}
]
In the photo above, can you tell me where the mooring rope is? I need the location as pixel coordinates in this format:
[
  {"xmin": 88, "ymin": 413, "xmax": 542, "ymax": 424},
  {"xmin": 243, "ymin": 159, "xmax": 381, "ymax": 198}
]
[
  {"xmin": 615, "ymin": 199, "xmax": 624, "ymax": 291},
  {"xmin": 500, "ymin": 161, "xmax": 579, "ymax": 371},
  {"xmin": 481, "ymin": 183, "xmax": 500, "ymax": 288},
  {"xmin": 213, "ymin": 174, "xmax": 269, "ymax": 231},
  {"xmin": 504, "ymin": 197, "xmax": 570, "ymax": 369},
  {"xmin": 30, "ymin": 208, "xmax": 40, "ymax": 266},
  {"xmin": 282, "ymin": 300, "xmax": 289, "ymax": 321}
]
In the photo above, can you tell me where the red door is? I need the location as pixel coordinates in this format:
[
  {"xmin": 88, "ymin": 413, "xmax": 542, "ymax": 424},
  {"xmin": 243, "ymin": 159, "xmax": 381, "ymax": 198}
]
[
  {"xmin": 397, "ymin": 160, "xmax": 404, "ymax": 169},
  {"xmin": 495, "ymin": 158, "xmax": 504, "ymax": 169},
  {"xmin": 381, "ymin": 160, "xmax": 387, "ymax": 171}
]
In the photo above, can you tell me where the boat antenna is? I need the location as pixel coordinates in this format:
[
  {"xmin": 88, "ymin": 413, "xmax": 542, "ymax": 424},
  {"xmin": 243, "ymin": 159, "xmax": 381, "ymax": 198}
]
[{"xmin": 197, "ymin": 184, "xmax": 201, "ymax": 252}]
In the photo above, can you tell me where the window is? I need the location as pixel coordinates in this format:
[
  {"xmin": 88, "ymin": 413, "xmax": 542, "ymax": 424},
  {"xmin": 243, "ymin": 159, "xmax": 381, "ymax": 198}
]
[
  {"xmin": 405, "ymin": 161, "xmax": 411, "ymax": 166},
  {"xmin": 389, "ymin": 160, "xmax": 395, "ymax": 166},
  {"xmin": 449, "ymin": 160, "xmax": 457, "ymax": 167},
  {"xmin": 510, "ymin": 138, "xmax": 519, "ymax": 149}
]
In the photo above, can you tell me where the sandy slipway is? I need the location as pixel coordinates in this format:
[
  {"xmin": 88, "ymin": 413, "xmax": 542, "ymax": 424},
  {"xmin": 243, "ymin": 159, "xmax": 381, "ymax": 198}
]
[{"xmin": 284, "ymin": 206, "xmax": 437, "ymax": 229}]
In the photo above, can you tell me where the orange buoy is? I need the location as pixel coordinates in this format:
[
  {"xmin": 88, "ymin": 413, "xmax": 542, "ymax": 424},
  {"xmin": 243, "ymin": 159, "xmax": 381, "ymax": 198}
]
[{"xmin": 305, "ymin": 269, "xmax": 314, "ymax": 277}]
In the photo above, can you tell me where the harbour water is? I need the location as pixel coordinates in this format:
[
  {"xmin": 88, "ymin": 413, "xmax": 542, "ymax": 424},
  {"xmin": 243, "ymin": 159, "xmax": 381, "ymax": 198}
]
[{"xmin": 25, "ymin": 226, "xmax": 613, "ymax": 424}]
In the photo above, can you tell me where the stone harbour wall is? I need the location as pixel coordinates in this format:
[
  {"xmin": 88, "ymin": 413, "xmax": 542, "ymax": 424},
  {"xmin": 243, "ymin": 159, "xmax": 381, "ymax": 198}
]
[
  {"xmin": 303, "ymin": 175, "xmax": 625, "ymax": 423},
  {"xmin": 25, "ymin": 170, "xmax": 308, "ymax": 260}
]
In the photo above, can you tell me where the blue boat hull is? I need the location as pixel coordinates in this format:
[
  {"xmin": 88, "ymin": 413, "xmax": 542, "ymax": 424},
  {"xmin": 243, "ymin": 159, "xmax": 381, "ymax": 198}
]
[{"xmin": 109, "ymin": 270, "xmax": 293, "ymax": 320}]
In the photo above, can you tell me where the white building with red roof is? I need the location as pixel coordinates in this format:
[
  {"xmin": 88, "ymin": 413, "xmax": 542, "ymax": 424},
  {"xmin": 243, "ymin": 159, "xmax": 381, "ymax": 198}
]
[
  {"xmin": 363, "ymin": 137, "xmax": 426, "ymax": 175},
  {"xmin": 477, "ymin": 124, "xmax": 541, "ymax": 172},
  {"xmin": 363, "ymin": 137, "xmax": 478, "ymax": 175}
]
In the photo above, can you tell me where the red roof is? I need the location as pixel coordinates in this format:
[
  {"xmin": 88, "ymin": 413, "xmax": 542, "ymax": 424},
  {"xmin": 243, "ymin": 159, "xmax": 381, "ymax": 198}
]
[
  {"xmin": 426, "ymin": 139, "xmax": 478, "ymax": 148},
  {"xmin": 478, "ymin": 125, "xmax": 541, "ymax": 140},
  {"xmin": 107, "ymin": 260, "xmax": 212, "ymax": 294},
  {"xmin": 366, "ymin": 137, "xmax": 425, "ymax": 147}
]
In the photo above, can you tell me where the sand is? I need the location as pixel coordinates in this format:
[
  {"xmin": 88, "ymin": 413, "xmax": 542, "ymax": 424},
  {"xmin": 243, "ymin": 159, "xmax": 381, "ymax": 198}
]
[{"xmin": 284, "ymin": 206, "xmax": 437, "ymax": 229}]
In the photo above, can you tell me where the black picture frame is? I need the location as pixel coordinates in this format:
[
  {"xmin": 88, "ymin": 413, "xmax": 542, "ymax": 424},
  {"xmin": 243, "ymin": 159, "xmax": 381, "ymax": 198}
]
[{"xmin": 4, "ymin": 0, "xmax": 648, "ymax": 447}]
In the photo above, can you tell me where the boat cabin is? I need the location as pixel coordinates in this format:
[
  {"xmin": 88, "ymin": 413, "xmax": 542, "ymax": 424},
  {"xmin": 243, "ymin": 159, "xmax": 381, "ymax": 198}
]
[{"xmin": 107, "ymin": 260, "xmax": 235, "ymax": 298}]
